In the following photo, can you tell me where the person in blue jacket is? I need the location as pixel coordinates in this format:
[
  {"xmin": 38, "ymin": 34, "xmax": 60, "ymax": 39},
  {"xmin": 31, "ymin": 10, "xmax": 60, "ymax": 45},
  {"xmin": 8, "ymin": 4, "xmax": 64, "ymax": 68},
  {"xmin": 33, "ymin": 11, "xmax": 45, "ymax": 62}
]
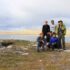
[
  {"xmin": 50, "ymin": 32, "xmax": 59, "ymax": 50},
  {"xmin": 37, "ymin": 33, "xmax": 45, "ymax": 52}
]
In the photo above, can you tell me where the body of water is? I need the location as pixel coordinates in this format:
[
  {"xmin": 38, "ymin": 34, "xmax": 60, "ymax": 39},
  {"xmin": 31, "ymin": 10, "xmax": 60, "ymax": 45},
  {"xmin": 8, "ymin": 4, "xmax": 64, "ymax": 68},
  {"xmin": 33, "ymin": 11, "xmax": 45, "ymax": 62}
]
[{"xmin": 0, "ymin": 34, "xmax": 70, "ymax": 43}]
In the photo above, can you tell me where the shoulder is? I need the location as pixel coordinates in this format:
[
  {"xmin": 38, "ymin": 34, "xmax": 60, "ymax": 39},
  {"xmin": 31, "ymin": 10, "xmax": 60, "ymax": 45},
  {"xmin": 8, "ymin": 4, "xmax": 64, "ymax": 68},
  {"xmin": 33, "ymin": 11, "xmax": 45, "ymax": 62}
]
[
  {"xmin": 51, "ymin": 24, "xmax": 56, "ymax": 27},
  {"xmin": 47, "ymin": 24, "xmax": 50, "ymax": 27},
  {"xmin": 37, "ymin": 36, "xmax": 40, "ymax": 39},
  {"xmin": 50, "ymin": 24, "xmax": 52, "ymax": 27},
  {"xmin": 54, "ymin": 24, "xmax": 56, "ymax": 27},
  {"xmin": 50, "ymin": 37, "xmax": 53, "ymax": 40},
  {"xmin": 43, "ymin": 25, "xmax": 45, "ymax": 27}
]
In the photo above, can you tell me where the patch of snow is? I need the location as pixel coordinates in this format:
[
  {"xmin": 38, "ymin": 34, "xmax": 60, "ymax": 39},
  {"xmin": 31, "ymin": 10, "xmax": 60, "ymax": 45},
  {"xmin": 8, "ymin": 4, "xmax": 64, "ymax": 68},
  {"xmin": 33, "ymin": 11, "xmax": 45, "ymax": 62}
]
[
  {"xmin": 0, "ymin": 47, "xmax": 6, "ymax": 50},
  {"xmin": 15, "ymin": 51, "xmax": 29, "ymax": 56},
  {"xmin": 32, "ymin": 44, "xmax": 37, "ymax": 47},
  {"xmin": 21, "ymin": 47, "xmax": 28, "ymax": 50},
  {"xmin": 7, "ymin": 45, "xmax": 13, "ymax": 49},
  {"xmin": 21, "ymin": 53, "xmax": 29, "ymax": 56},
  {"xmin": 64, "ymin": 50, "xmax": 70, "ymax": 52}
]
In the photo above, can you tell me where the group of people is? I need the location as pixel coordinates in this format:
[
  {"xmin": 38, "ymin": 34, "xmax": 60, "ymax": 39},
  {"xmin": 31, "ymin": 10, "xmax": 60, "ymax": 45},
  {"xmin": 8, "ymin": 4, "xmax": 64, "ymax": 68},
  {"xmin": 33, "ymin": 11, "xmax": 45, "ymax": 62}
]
[{"xmin": 37, "ymin": 20, "xmax": 66, "ymax": 52}]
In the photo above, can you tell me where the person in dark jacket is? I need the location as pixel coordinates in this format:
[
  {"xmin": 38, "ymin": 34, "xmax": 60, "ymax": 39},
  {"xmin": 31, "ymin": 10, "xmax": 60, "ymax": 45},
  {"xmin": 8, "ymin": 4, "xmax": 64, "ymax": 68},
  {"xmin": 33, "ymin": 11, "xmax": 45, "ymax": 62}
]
[
  {"xmin": 42, "ymin": 21, "xmax": 50, "ymax": 42},
  {"xmin": 37, "ymin": 33, "xmax": 45, "ymax": 52}
]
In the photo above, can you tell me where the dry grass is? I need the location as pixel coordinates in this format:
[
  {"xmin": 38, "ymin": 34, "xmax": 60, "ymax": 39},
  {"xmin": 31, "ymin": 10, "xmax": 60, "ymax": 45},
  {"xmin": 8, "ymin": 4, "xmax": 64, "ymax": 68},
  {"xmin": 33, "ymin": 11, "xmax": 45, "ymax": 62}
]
[{"xmin": 0, "ymin": 40, "xmax": 70, "ymax": 70}]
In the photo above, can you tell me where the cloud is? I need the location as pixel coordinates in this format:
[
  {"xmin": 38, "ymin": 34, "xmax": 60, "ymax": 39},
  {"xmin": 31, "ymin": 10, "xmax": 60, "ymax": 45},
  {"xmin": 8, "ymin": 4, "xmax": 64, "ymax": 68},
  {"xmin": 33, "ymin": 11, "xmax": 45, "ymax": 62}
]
[{"xmin": 0, "ymin": 0, "xmax": 70, "ymax": 31}]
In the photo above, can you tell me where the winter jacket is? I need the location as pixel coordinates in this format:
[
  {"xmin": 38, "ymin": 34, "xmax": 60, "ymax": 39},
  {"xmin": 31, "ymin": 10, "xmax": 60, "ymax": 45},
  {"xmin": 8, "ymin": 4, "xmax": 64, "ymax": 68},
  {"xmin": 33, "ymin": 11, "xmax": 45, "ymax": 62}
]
[
  {"xmin": 55, "ymin": 24, "xmax": 66, "ymax": 36},
  {"xmin": 42, "ymin": 24, "xmax": 50, "ymax": 34},
  {"xmin": 50, "ymin": 37, "xmax": 58, "ymax": 45},
  {"xmin": 37, "ymin": 36, "xmax": 44, "ymax": 45}
]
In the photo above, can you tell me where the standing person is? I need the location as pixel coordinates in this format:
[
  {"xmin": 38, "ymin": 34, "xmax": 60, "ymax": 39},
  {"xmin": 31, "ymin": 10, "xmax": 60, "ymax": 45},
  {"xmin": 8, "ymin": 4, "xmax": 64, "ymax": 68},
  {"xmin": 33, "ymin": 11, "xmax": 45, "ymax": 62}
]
[
  {"xmin": 50, "ymin": 20, "xmax": 56, "ymax": 33},
  {"xmin": 56, "ymin": 20, "xmax": 66, "ymax": 50},
  {"xmin": 42, "ymin": 21, "xmax": 50, "ymax": 43}
]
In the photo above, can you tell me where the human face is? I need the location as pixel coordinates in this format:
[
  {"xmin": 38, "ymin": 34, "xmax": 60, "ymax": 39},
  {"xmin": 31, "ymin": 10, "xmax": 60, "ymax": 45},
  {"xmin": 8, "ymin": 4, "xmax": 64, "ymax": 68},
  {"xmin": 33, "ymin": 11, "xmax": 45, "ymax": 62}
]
[
  {"xmin": 40, "ymin": 34, "xmax": 43, "ymax": 38},
  {"xmin": 58, "ymin": 22, "xmax": 61, "ymax": 27},
  {"xmin": 45, "ymin": 21, "xmax": 48, "ymax": 25},
  {"xmin": 60, "ymin": 22, "xmax": 63, "ymax": 26},
  {"xmin": 51, "ymin": 20, "xmax": 54, "ymax": 25},
  {"xmin": 53, "ymin": 34, "xmax": 56, "ymax": 37}
]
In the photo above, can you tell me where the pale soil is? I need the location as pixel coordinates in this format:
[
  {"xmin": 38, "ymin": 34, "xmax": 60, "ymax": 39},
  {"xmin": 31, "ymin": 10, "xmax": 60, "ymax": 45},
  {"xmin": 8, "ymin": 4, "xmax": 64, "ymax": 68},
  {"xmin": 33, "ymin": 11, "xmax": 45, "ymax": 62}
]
[{"xmin": 0, "ymin": 40, "xmax": 70, "ymax": 70}]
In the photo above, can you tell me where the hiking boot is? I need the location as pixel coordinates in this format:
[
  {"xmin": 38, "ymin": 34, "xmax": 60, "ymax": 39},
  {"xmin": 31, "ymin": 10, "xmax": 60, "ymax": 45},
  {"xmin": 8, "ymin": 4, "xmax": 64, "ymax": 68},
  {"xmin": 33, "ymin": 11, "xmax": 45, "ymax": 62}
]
[{"xmin": 63, "ymin": 48, "xmax": 66, "ymax": 50}]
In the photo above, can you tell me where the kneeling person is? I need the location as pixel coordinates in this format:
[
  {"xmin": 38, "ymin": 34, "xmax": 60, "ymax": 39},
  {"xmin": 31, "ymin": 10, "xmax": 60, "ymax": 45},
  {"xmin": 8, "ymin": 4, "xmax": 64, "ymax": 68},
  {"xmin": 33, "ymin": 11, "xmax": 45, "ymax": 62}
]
[
  {"xmin": 37, "ymin": 33, "xmax": 45, "ymax": 52},
  {"xmin": 50, "ymin": 32, "xmax": 59, "ymax": 50}
]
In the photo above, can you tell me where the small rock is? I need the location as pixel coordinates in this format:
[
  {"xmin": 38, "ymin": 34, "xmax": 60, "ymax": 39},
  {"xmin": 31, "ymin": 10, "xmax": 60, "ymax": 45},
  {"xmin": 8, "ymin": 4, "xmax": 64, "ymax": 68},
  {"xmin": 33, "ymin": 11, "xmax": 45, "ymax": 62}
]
[
  {"xmin": 15, "ymin": 51, "xmax": 29, "ymax": 56},
  {"xmin": 39, "ymin": 60, "xmax": 42, "ymax": 62},
  {"xmin": 7, "ymin": 45, "xmax": 13, "ymax": 49},
  {"xmin": 21, "ymin": 53, "xmax": 29, "ymax": 55},
  {"xmin": 0, "ymin": 47, "xmax": 6, "ymax": 50},
  {"xmin": 32, "ymin": 44, "xmax": 37, "ymax": 47},
  {"xmin": 64, "ymin": 50, "xmax": 70, "ymax": 52},
  {"xmin": 21, "ymin": 47, "xmax": 28, "ymax": 50}
]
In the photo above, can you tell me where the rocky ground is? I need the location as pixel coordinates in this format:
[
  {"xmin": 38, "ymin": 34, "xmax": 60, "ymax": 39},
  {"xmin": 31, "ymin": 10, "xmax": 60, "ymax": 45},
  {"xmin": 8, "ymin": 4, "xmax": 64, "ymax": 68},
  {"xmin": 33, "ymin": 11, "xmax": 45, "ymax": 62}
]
[{"xmin": 0, "ymin": 40, "xmax": 70, "ymax": 70}]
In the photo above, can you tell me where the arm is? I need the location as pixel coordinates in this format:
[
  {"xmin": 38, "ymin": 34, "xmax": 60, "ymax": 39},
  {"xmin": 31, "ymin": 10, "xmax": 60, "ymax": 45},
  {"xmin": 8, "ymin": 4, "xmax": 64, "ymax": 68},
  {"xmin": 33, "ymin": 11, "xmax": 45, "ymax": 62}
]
[
  {"xmin": 48, "ymin": 25, "xmax": 50, "ymax": 32},
  {"xmin": 63, "ymin": 24, "xmax": 66, "ymax": 35},
  {"xmin": 37, "ymin": 37, "xmax": 43, "ymax": 43},
  {"xmin": 42, "ymin": 25, "xmax": 44, "ymax": 33},
  {"xmin": 50, "ymin": 38, "xmax": 52, "ymax": 45},
  {"xmin": 55, "ymin": 25, "xmax": 58, "ymax": 35},
  {"xmin": 37, "ymin": 37, "xmax": 40, "ymax": 42},
  {"xmin": 37, "ymin": 37, "xmax": 44, "ymax": 45},
  {"xmin": 61, "ymin": 24, "xmax": 66, "ymax": 35}
]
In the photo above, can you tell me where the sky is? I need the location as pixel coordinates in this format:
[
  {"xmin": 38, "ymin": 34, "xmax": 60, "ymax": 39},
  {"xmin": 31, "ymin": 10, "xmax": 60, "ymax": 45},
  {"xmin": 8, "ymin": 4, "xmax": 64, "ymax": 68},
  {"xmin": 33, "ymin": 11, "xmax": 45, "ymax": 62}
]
[{"xmin": 0, "ymin": 0, "xmax": 70, "ymax": 31}]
